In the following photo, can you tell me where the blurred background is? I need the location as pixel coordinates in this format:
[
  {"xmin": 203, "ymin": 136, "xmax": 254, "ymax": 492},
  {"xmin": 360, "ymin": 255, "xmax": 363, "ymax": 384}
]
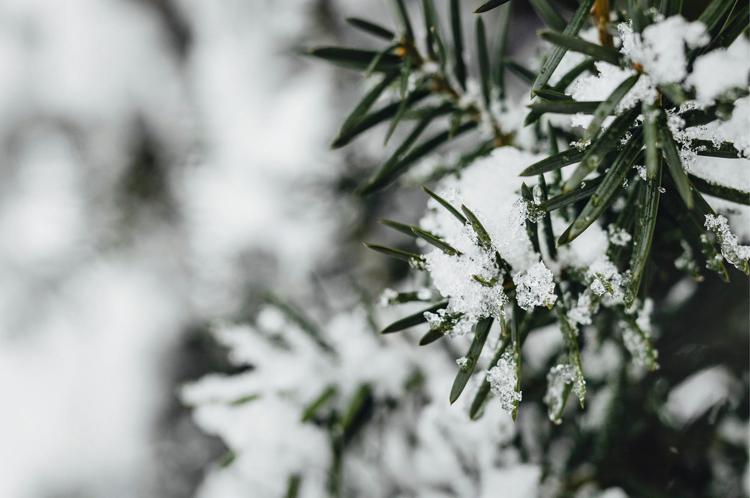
[
  {"xmin": 0, "ymin": 1, "xmax": 746, "ymax": 497},
  {"xmin": 0, "ymin": 0, "xmax": 354, "ymax": 495}
]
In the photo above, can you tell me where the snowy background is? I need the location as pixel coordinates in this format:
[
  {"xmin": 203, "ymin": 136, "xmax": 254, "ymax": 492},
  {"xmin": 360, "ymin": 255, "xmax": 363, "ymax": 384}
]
[
  {"xmin": 0, "ymin": 0, "xmax": 354, "ymax": 496},
  {"xmin": 0, "ymin": 1, "xmax": 747, "ymax": 497}
]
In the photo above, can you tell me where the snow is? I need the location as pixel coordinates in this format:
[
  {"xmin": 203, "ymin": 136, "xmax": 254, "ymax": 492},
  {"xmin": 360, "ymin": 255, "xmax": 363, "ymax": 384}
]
[
  {"xmin": 568, "ymin": 291, "xmax": 595, "ymax": 326},
  {"xmin": 487, "ymin": 350, "xmax": 522, "ymax": 412},
  {"xmin": 685, "ymin": 156, "xmax": 750, "ymax": 194},
  {"xmin": 587, "ymin": 257, "xmax": 626, "ymax": 305},
  {"xmin": 705, "ymin": 214, "xmax": 750, "ymax": 271},
  {"xmin": 193, "ymin": 398, "xmax": 329, "ymax": 498},
  {"xmin": 425, "ymin": 240, "xmax": 508, "ymax": 334},
  {"xmin": 420, "ymin": 147, "xmax": 552, "ymax": 332},
  {"xmin": 566, "ymin": 62, "xmax": 656, "ymax": 128},
  {"xmin": 620, "ymin": 318, "xmax": 658, "ymax": 371},
  {"xmin": 544, "ymin": 364, "xmax": 577, "ymax": 424},
  {"xmin": 522, "ymin": 324, "xmax": 564, "ymax": 374},
  {"xmin": 666, "ymin": 366, "xmax": 736, "ymax": 426},
  {"xmin": 1, "ymin": 1, "xmax": 745, "ymax": 495},
  {"xmin": 581, "ymin": 386, "xmax": 614, "ymax": 430},
  {"xmin": 618, "ymin": 16, "xmax": 709, "ymax": 84},
  {"xmin": 689, "ymin": 36, "xmax": 750, "ymax": 104},
  {"xmin": 581, "ymin": 334, "xmax": 623, "ymax": 382},
  {"xmin": 422, "ymin": 147, "xmax": 544, "ymax": 273},
  {"xmin": 553, "ymin": 215, "xmax": 609, "ymax": 269},
  {"xmin": 479, "ymin": 464, "xmax": 541, "ymax": 498},
  {"xmin": 513, "ymin": 261, "xmax": 557, "ymax": 311},
  {"xmin": 608, "ymin": 224, "xmax": 632, "ymax": 246}
]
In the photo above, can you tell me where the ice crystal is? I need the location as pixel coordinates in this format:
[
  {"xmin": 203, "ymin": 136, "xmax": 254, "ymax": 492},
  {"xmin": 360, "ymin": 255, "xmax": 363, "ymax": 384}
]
[
  {"xmin": 590, "ymin": 278, "xmax": 607, "ymax": 296},
  {"xmin": 424, "ymin": 308, "xmax": 474, "ymax": 336},
  {"xmin": 543, "ymin": 364, "xmax": 576, "ymax": 424},
  {"xmin": 518, "ymin": 196, "xmax": 545, "ymax": 224},
  {"xmin": 514, "ymin": 262, "xmax": 557, "ymax": 311},
  {"xmin": 608, "ymin": 225, "xmax": 632, "ymax": 247},
  {"xmin": 425, "ymin": 243, "xmax": 507, "ymax": 334},
  {"xmin": 487, "ymin": 350, "xmax": 522, "ymax": 412},
  {"xmin": 456, "ymin": 356, "xmax": 469, "ymax": 369},
  {"xmin": 570, "ymin": 137, "xmax": 592, "ymax": 150},
  {"xmin": 635, "ymin": 164, "xmax": 647, "ymax": 180},
  {"xmin": 618, "ymin": 16, "xmax": 708, "ymax": 84},
  {"xmin": 586, "ymin": 258, "xmax": 625, "ymax": 304},
  {"xmin": 704, "ymin": 214, "xmax": 750, "ymax": 272},
  {"xmin": 423, "ymin": 309, "xmax": 444, "ymax": 328}
]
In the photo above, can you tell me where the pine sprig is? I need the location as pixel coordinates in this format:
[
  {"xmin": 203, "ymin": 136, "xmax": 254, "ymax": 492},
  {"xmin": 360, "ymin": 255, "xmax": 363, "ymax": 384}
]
[{"xmin": 310, "ymin": 0, "xmax": 750, "ymax": 427}]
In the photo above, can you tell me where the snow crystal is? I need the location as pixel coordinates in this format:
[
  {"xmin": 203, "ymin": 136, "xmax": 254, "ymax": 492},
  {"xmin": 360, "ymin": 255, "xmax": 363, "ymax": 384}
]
[
  {"xmin": 635, "ymin": 164, "xmax": 647, "ymax": 180},
  {"xmin": 608, "ymin": 224, "xmax": 632, "ymax": 246},
  {"xmin": 705, "ymin": 214, "xmax": 750, "ymax": 271},
  {"xmin": 424, "ymin": 307, "xmax": 476, "ymax": 337},
  {"xmin": 586, "ymin": 258, "xmax": 626, "ymax": 304},
  {"xmin": 487, "ymin": 350, "xmax": 522, "ymax": 412},
  {"xmin": 590, "ymin": 278, "xmax": 607, "ymax": 296},
  {"xmin": 513, "ymin": 261, "xmax": 557, "ymax": 311},
  {"xmin": 543, "ymin": 363, "xmax": 576, "ymax": 424},
  {"xmin": 620, "ymin": 319, "xmax": 658, "ymax": 371},
  {"xmin": 618, "ymin": 16, "xmax": 708, "ymax": 84},
  {"xmin": 425, "ymin": 244, "xmax": 507, "ymax": 334},
  {"xmin": 455, "ymin": 356, "xmax": 469, "ymax": 369},
  {"xmin": 689, "ymin": 36, "xmax": 750, "ymax": 104}
]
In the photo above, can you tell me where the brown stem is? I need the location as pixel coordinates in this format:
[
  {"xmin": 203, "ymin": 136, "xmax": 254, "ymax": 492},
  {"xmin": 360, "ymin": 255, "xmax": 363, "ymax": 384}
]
[{"xmin": 593, "ymin": 0, "xmax": 613, "ymax": 48}]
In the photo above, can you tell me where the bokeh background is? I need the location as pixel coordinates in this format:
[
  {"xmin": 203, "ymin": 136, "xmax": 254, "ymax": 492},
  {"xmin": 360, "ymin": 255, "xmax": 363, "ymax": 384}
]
[{"xmin": 0, "ymin": 1, "xmax": 746, "ymax": 497}]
